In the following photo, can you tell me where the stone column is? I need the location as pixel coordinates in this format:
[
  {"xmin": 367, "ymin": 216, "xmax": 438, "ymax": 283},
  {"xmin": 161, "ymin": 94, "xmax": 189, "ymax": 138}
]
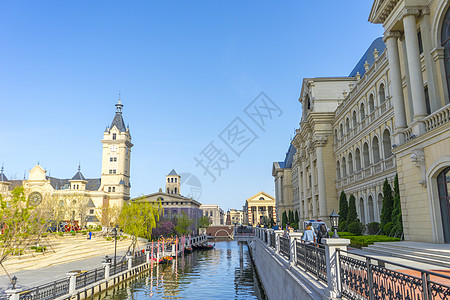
[
  {"xmin": 403, "ymin": 9, "xmax": 427, "ymax": 132},
  {"xmin": 274, "ymin": 230, "xmax": 284, "ymax": 253},
  {"xmin": 314, "ymin": 135, "xmax": 328, "ymax": 220},
  {"xmin": 289, "ymin": 233, "xmax": 302, "ymax": 266},
  {"xmin": 103, "ymin": 262, "xmax": 111, "ymax": 280},
  {"xmin": 301, "ymin": 153, "xmax": 308, "ymax": 221},
  {"xmin": 322, "ymin": 238, "xmax": 351, "ymax": 299},
  {"xmin": 127, "ymin": 255, "xmax": 133, "ymax": 270},
  {"xmin": 308, "ymin": 144, "xmax": 317, "ymax": 218},
  {"xmin": 384, "ymin": 31, "xmax": 407, "ymax": 144},
  {"xmin": 66, "ymin": 271, "xmax": 78, "ymax": 294},
  {"xmin": 5, "ymin": 289, "xmax": 20, "ymax": 300}
]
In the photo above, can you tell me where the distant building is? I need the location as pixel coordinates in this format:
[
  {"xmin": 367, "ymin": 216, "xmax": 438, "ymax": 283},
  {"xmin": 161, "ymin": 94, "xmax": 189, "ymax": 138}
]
[
  {"xmin": 272, "ymin": 144, "xmax": 296, "ymax": 221},
  {"xmin": 228, "ymin": 209, "xmax": 244, "ymax": 226},
  {"xmin": 133, "ymin": 169, "xmax": 203, "ymax": 232},
  {"xmin": 0, "ymin": 99, "xmax": 133, "ymax": 227},
  {"xmin": 243, "ymin": 191, "xmax": 276, "ymax": 226},
  {"xmin": 200, "ymin": 204, "xmax": 224, "ymax": 226}
]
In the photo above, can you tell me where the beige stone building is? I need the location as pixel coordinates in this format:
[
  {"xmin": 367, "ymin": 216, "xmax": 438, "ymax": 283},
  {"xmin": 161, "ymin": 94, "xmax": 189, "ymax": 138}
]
[
  {"xmin": 200, "ymin": 204, "xmax": 225, "ymax": 226},
  {"xmin": 275, "ymin": 0, "xmax": 450, "ymax": 243},
  {"xmin": 243, "ymin": 191, "xmax": 276, "ymax": 226},
  {"xmin": 272, "ymin": 144, "xmax": 295, "ymax": 221},
  {"xmin": 228, "ymin": 209, "xmax": 244, "ymax": 226},
  {"xmin": 0, "ymin": 99, "xmax": 133, "ymax": 227}
]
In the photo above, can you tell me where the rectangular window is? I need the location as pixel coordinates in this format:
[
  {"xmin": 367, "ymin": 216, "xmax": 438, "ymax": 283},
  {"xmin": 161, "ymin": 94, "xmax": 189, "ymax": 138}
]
[
  {"xmin": 89, "ymin": 209, "xmax": 94, "ymax": 214},
  {"xmin": 418, "ymin": 31, "xmax": 423, "ymax": 55},
  {"xmin": 109, "ymin": 170, "xmax": 112, "ymax": 174},
  {"xmin": 425, "ymin": 86, "xmax": 431, "ymax": 115},
  {"xmin": 110, "ymin": 157, "xmax": 117, "ymax": 162},
  {"xmin": 113, "ymin": 169, "xmax": 116, "ymax": 174}
]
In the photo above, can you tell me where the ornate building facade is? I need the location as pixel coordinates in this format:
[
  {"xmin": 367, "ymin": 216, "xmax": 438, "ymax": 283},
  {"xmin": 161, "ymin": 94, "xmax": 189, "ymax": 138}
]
[
  {"xmin": 0, "ymin": 99, "xmax": 133, "ymax": 226},
  {"xmin": 274, "ymin": 0, "xmax": 450, "ymax": 243},
  {"xmin": 243, "ymin": 191, "xmax": 276, "ymax": 226}
]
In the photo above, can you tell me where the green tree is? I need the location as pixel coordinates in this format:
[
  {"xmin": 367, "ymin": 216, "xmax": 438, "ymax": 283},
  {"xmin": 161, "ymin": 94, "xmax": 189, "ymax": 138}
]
[
  {"xmin": 0, "ymin": 187, "xmax": 38, "ymax": 281},
  {"xmin": 391, "ymin": 174, "xmax": 403, "ymax": 237},
  {"xmin": 339, "ymin": 191, "xmax": 348, "ymax": 223},
  {"xmin": 118, "ymin": 199, "xmax": 162, "ymax": 252},
  {"xmin": 269, "ymin": 217, "xmax": 275, "ymax": 228},
  {"xmin": 282, "ymin": 211, "xmax": 288, "ymax": 227},
  {"xmin": 380, "ymin": 178, "xmax": 394, "ymax": 230},
  {"xmin": 347, "ymin": 194, "xmax": 357, "ymax": 223},
  {"xmin": 175, "ymin": 212, "xmax": 194, "ymax": 235},
  {"xmin": 198, "ymin": 215, "xmax": 211, "ymax": 229},
  {"xmin": 294, "ymin": 210, "xmax": 299, "ymax": 225},
  {"xmin": 288, "ymin": 210, "xmax": 294, "ymax": 225}
]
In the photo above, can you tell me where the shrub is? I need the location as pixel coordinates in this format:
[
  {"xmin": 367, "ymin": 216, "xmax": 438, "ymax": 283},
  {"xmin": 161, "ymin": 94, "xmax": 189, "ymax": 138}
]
[
  {"xmin": 347, "ymin": 195, "xmax": 357, "ymax": 224},
  {"xmin": 348, "ymin": 221, "xmax": 364, "ymax": 235},
  {"xmin": 338, "ymin": 220, "xmax": 348, "ymax": 232},
  {"xmin": 381, "ymin": 179, "xmax": 394, "ymax": 229},
  {"xmin": 383, "ymin": 222, "xmax": 394, "ymax": 235},
  {"xmin": 58, "ymin": 232, "xmax": 64, "ymax": 237},
  {"xmin": 71, "ymin": 232, "xmax": 76, "ymax": 236},
  {"xmin": 105, "ymin": 236, "xmax": 112, "ymax": 241},
  {"xmin": 366, "ymin": 222, "xmax": 380, "ymax": 235},
  {"xmin": 41, "ymin": 233, "xmax": 48, "ymax": 238}
]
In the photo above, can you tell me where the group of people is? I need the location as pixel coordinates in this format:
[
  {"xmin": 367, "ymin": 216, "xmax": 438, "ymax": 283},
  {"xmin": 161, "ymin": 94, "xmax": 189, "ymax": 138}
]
[{"xmin": 301, "ymin": 222, "xmax": 328, "ymax": 245}]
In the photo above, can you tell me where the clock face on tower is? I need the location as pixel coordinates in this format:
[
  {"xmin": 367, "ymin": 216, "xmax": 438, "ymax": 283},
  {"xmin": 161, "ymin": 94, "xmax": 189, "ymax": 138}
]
[
  {"xmin": 28, "ymin": 192, "xmax": 42, "ymax": 206},
  {"xmin": 109, "ymin": 145, "xmax": 117, "ymax": 152}
]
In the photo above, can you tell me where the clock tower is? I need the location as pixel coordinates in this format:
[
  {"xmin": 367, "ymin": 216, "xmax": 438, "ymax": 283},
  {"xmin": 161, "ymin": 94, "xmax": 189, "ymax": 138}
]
[{"xmin": 100, "ymin": 98, "xmax": 133, "ymax": 207}]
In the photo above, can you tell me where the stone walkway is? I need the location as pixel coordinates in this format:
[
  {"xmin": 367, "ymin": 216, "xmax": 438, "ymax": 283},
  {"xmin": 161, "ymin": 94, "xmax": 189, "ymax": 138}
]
[{"xmin": 0, "ymin": 234, "xmax": 146, "ymax": 293}]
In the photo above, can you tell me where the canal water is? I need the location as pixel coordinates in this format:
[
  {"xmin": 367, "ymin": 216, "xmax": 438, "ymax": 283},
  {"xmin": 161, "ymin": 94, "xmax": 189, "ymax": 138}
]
[{"xmin": 96, "ymin": 241, "xmax": 267, "ymax": 300}]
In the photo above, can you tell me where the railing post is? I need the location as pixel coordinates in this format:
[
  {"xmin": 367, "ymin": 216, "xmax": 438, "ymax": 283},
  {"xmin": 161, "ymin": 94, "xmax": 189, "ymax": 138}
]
[
  {"xmin": 146, "ymin": 250, "xmax": 151, "ymax": 263},
  {"xmin": 274, "ymin": 230, "xmax": 283, "ymax": 254},
  {"xmin": 5, "ymin": 288, "xmax": 20, "ymax": 300},
  {"xmin": 171, "ymin": 244, "xmax": 176, "ymax": 257},
  {"xmin": 289, "ymin": 233, "xmax": 302, "ymax": 265},
  {"xmin": 103, "ymin": 262, "xmax": 111, "ymax": 280},
  {"xmin": 421, "ymin": 272, "xmax": 431, "ymax": 300},
  {"xmin": 66, "ymin": 271, "xmax": 78, "ymax": 294},
  {"xmin": 322, "ymin": 238, "xmax": 350, "ymax": 299},
  {"xmin": 267, "ymin": 229, "xmax": 273, "ymax": 246},
  {"xmin": 366, "ymin": 258, "xmax": 374, "ymax": 300},
  {"xmin": 127, "ymin": 255, "xmax": 133, "ymax": 271}
]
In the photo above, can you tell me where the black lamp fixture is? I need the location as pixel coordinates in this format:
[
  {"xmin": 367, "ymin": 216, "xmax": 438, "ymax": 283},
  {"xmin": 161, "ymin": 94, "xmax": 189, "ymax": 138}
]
[
  {"xmin": 329, "ymin": 210, "xmax": 340, "ymax": 238},
  {"xmin": 11, "ymin": 276, "xmax": 17, "ymax": 290}
]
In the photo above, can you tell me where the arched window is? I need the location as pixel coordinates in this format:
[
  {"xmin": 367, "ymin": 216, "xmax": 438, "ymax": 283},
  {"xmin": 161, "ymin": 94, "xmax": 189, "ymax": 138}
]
[
  {"xmin": 377, "ymin": 193, "xmax": 383, "ymax": 220},
  {"xmin": 360, "ymin": 103, "xmax": 365, "ymax": 120},
  {"xmin": 175, "ymin": 178, "xmax": 177, "ymax": 183},
  {"xmin": 167, "ymin": 188, "xmax": 169, "ymax": 193},
  {"xmin": 175, "ymin": 187, "xmax": 177, "ymax": 194},
  {"xmin": 363, "ymin": 143, "xmax": 370, "ymax": 168},
  {"xmin": 108, "ymin": 187, "xmax": 111, "ymax": 192},
  {"xmin": 355, "ymin": 148, "xmax": 361, "ymax": 171},
  {"xmin": 340, "ymin": 124, "xmax": 344, "ymax": 138},
  {"xmin": 379, "ymin": 83, "xmax": 386, "ymax": 103},
  {"xmin": 382, "ymin": 129, "xmax": 392, "ymax": 158},
  {"xmin": 441, "ymin": 7, "xmax": 450, "ymax": 100},
  {"xmin": 352, "ymin": 111, "xmax": 357, "ymax": 127},
  {"xmin": 348, "ymin": 153, "xmax": 354, "ymax": 174},
  {"xmin": 334, "ymin": 129, "xmax": 338, "ymax": 142},
  {"xmin": 437, "ymin": 167, "xmax": 450, "ymax": 242},
  {"xmin": 372, "ymin": 136, "xmax": 380, "ymax": 163},
  {"xmin": 346, "ymin": 118, "xmax": 350, "ymax": 133},
  {"xmin": 342, "ymin": 157, "xmax": 347, "ymax": 177},
  {"xmin": 306, "ymin": 95, "xmax": 311, "ymax": 109},
  {"xmin": 171, "ymin": 178, "xmax": 173, "ymax": 183},
  {"xmin": 336, "ymin": 161, "xmax": 341, "ymax": 180},
  {"xmin": 168, "ymin": 178, "xmax": 170, "ymax": 183},
  {"xmin": 369, "ymin": 94, "xmax": 375, "ymax": 113},
  {"xmin": 112, "ymin": 187, "xmax": 115, "ymax": 192},
  {"xmin": 368, "ymin": 195, "xmax": 374, "ymax": 223},
  {"xmin": 359, "ymin": 198, "xmax": 366, "ymax": 224}
]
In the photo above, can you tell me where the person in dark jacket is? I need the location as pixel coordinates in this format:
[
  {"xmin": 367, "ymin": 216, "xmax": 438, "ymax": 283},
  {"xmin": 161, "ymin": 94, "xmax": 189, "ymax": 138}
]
[{"xmin": 317, "ymin": 224, "xmax": 328, "ymax": 244}]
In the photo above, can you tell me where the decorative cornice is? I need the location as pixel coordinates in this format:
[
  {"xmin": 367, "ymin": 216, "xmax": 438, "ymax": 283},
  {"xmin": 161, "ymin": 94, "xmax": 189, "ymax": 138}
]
[{"xmin": 422, "ymin": 7, "xmax": 430, "ymax": 16}]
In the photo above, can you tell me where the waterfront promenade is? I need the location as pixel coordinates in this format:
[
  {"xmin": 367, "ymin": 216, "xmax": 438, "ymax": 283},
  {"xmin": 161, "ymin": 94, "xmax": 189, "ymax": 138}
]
[{"xmin": 0, "ymin": 234, "xmax": 139, "ymax": 292}]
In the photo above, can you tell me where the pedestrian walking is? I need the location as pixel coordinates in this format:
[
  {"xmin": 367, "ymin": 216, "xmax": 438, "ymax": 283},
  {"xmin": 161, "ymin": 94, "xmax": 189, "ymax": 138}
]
[
  {"xmin": 301, "ymin": 222, "xmax": 316, "ymax": 244},
  {"xmin": 317, "ymin": 224, "xmax": 328, "ymax": 244}
]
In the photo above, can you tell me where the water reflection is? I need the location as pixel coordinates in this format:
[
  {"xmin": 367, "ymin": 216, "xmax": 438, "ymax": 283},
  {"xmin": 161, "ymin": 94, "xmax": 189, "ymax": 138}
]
[{"xmin": 93, "ymin": 241, "xmax": 266, "ymax": 300}]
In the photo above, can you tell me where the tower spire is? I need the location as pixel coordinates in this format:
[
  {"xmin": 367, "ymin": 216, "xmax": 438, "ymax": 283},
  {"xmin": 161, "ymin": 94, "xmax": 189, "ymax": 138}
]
[{"xmin": 116, "ymin": 93, "xmax": 123, "ymax": 114}]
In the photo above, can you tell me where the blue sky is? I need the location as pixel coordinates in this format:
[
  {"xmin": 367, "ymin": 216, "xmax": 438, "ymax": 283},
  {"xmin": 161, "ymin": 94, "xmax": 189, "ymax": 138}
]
[{"xmin": 0, "ymin": 1, "xmax": 383, "ymax": 211}]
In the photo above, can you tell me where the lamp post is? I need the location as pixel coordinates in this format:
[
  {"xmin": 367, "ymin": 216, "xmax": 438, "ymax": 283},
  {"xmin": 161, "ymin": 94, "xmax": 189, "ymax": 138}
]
[
  {"xmin": 113, "ymin": 226, "xmax": 118, "ymax": 267},
  {"xmin": 329, "ymin": 210, "xmax": 340, "ymax": 238},
  {"xmin": 11, "ymin": 276, "xmax": 17, "ymax": 290}
]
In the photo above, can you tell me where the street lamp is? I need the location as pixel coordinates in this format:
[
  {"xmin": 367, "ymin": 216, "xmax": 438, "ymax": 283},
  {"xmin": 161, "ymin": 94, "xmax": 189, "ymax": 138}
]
[
  {"xmin": 329, "ymin": 210, "xmax": 340, "ymax": 238},
  {"xmin": 113, "ymin": 226, "xmax": 118, "ymax": 267},
  {"xmin": 11, "ymin": 276, "xmax": 17, "ymax": 290}
]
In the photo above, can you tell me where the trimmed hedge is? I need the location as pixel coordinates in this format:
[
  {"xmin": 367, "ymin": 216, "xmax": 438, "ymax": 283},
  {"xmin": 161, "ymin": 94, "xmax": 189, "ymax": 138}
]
[{"xmin": 333, "ymin": 232, "xmax": 400, "ymax": 249}]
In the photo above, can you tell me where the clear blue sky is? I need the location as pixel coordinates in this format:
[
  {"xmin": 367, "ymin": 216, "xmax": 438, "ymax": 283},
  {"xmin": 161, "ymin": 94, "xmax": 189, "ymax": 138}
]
[{"xmin": 0, "ymin": 1, "xmax": 383, "ymax": 211}]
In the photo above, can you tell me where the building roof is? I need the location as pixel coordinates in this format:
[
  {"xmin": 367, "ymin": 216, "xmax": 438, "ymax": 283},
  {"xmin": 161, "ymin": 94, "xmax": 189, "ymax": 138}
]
[
  {"xmin": 283, "ymin": 144, "xmax": 296, "ymax": 169},
  {"xmin": 86, "ymin": 215, "xmax": 100, "ymax": 223},
  {"xmin": 86, "ymin": 198, "xmax": 96, "ymax": 208},
  {"xmin": 349, "ymin": 37, "xmax": 386, "ymax": 77},
  {"xmin": 167, "ymin": 169, "xmax": 178, "ymax": 176},
  {"xmin": 71, "ymin": 171, "xmax": 86, "ymax": 181},
  {"xmin": 47, "ymin": 176, "xmax": 101, "ymax": 191}
]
